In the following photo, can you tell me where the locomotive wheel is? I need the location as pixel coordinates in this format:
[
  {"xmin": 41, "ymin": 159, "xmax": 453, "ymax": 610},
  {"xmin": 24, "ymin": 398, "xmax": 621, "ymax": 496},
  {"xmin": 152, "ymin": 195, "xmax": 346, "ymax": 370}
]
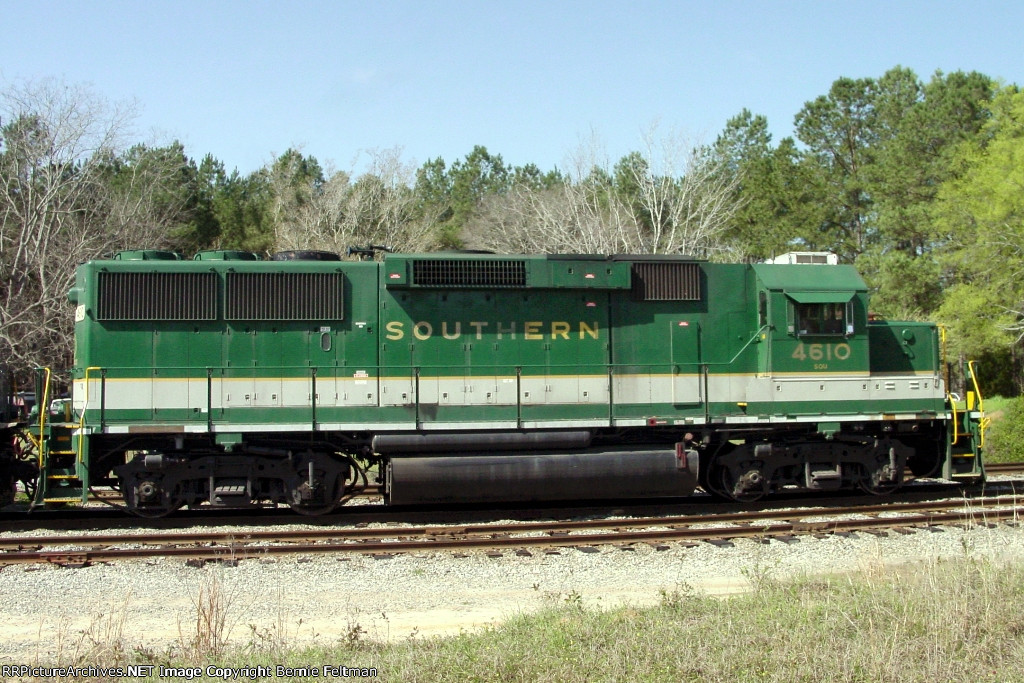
[
  {"xmin": 127, "ymin": 499, "xmax": 185, "ymax": 518},
  {"xmin": 858, "ymin": 466, "xmax": 902, "ymax": 495},
  {"xmin": 119, "ymin": 474, "xmax": 184, "ymax": 518},
  {"xmin": 290, "ymin": 502, "xmax": 337, "ymax": 516},
  {"xmin": 698, "ymin": 444, "xmax": 736, "ymax": 500},
  {"xmin": 859, "ymin": 447, "xmax": 905, "ymax": 495},
  {"xmin": 716, "ymin": 463, "xmax": 770, "ymax": 502},
  {"xmin": 287, "ymin": 473, "xmax": 341, "ymax": 516},
  {"xmin": 698, "ymin": 458, "xmax": 728, "ymax": 500},
  {"xmin": 288, "ymin": 456, "xmax": 353, "ymax": 515}
]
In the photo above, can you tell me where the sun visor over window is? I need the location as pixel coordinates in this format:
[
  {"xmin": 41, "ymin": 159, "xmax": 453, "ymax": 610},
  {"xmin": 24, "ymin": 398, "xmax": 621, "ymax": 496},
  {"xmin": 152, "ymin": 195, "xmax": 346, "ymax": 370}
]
[{"xmin": 785, "ymin": 290, "xmax": 855, "ymax": 304}]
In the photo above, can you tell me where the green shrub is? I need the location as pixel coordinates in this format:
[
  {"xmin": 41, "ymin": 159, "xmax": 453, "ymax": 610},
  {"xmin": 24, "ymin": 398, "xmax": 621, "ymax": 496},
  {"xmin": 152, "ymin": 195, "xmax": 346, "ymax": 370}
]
[{"xmin": 983, "ymin": 395, "xmax": 1024, "ymax": 463}]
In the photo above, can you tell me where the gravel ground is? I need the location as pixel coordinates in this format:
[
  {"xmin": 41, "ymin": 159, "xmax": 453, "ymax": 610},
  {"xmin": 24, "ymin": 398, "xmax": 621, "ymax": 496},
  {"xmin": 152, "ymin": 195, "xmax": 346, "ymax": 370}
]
[{"xmin": 2, "ymin": 508, "xmax": 1024, "ymax": 664}]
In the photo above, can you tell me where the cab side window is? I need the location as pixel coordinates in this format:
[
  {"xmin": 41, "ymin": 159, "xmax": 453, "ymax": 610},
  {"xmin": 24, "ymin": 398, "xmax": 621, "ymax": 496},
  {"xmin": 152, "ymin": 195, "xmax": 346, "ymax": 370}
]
[{"xmin": 796, "ymin": 302, "xmax": 850, "ymax": 336}]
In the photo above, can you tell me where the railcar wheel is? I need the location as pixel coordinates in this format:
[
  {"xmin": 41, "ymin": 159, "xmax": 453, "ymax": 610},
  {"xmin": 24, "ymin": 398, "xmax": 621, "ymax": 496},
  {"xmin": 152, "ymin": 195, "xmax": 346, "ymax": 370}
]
[
  {"xmin": 0, "ymin": 476, "xmax": 13, "ymax": 507},
  {"xmin": 11, "ymin": 436, "xmax": 39, "ymax": 501}
]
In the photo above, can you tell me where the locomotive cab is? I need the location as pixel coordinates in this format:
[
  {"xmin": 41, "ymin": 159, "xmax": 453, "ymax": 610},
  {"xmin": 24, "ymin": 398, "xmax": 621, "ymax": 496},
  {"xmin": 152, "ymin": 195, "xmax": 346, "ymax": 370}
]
[
  {"xmin": 751, "ymin": 261, "xmax": 870, "ymax": 379},
  {"xmin": 692, "ymin": 257, "xmax": 976, "ymax": 502}
]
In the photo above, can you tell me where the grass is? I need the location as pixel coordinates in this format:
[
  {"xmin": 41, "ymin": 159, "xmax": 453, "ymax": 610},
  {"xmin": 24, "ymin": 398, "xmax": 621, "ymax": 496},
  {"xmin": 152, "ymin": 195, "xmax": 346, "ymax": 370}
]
[
  {"xmin": 983, "ymin": 395, "xmax": 1013, "ymax": 415},
  {"xmin": 31, "ymin": 555, "xmax": 1024, "ymax": 682}
]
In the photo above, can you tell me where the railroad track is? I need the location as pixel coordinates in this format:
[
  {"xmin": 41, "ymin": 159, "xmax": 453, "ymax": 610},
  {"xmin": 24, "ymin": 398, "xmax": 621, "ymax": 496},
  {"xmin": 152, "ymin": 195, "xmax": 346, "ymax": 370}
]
[
  {"xmin": 2, "ymin": 494, "xmax": 1020, "ymax": 567},
  {"xmin": 984, "ymin": 462, "xmax": 1024, "ymax": 475},
  {"xmin": 5, "ymin": 471, "xmax": 1022, "ymax": 532}
]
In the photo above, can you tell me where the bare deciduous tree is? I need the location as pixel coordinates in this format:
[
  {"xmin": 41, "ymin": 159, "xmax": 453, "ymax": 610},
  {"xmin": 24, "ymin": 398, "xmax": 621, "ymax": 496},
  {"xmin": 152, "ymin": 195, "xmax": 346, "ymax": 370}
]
[
  {"xmin": 621, "ymin": 126, "xmax": 742, "ymax": 256},
  {"xmin": 465, "ymin": 128, "xmax": 742, "ymax": 257},
  {"xmin": 0, "ymin": 79, "xmax": 180, "ymax": 379},
  {"xmin": 276, "ymin": 147, "xmax": 440, "ymax": 256}
]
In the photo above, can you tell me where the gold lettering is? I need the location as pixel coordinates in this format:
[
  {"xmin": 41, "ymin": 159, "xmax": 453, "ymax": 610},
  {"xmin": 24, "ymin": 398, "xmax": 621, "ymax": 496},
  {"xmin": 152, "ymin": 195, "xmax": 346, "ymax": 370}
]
[
  {"xmin": 413, "ymin": 321, "xmax": 433, "ymax": 340},
  {"xmin": 442, "ymin": 321, "xmax": 462, "ymax": 340},
  {"xmin": 469, "ymin": 321, "xmax": 488, "ymax": 340},
  {"xmin": 580, "ymin": 321, "xmax": 599, "ymax": 339},
  {"xmin": 402, "ymin": 320, "xmax": 600, "ymax": 342}
]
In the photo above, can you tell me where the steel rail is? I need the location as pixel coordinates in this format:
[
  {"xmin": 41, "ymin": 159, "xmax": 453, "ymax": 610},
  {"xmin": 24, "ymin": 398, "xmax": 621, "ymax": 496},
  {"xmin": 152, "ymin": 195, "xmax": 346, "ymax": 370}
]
[
  {"xmin": 984, "ymin": 462, "xmax": 1024, "ymax": 474},
  {"xmin": 2, "ymin": 496, "xmax": 1020, "ymax": 566},
  {"xmin": 3, "ymin": 506, "xmax": 1020, "ymax": 567},
  {"xmin": 2, "ymin": 494, "xmax": 1021, "ymax": 550}
]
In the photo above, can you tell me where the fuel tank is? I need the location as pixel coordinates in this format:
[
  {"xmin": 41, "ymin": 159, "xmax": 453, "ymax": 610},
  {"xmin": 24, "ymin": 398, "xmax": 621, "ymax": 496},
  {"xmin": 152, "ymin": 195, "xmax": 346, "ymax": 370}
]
[{"xmin": 386, "ymin": 445, "xmax": 699, "ymax": 505}]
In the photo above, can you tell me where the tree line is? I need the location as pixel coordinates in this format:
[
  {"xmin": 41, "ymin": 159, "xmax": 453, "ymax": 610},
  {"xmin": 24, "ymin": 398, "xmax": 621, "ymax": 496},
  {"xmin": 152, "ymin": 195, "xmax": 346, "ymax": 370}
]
[{"xmin": 2, "ymin": 69, "xmax": 1022, "ymax": 392}]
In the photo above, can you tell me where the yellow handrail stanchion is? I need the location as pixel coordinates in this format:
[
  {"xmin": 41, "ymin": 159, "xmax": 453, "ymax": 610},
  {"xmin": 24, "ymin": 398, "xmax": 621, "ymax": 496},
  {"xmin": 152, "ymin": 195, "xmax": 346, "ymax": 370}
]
[
  {"xmin": 967, "ymin": 360, "xmax": 984, "ymax": 412},
  {"xmin": 28, "ymin": 368, "xmax": 52, "ymax": 462},
  {"xmin": 967, "ymin": 360, "xmax": 986, "ymax": 449}
]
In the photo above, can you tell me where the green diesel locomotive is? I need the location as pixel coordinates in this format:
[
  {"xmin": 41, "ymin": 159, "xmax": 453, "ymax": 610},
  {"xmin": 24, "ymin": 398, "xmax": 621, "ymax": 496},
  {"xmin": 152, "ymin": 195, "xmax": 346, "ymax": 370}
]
[{"xmin": 24, "ymin": 250, "xmax": 985, "ymax": 516}]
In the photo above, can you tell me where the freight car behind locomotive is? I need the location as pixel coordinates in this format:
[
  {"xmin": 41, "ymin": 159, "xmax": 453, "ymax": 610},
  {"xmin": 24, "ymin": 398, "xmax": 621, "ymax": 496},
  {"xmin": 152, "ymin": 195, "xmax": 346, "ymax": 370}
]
[
  {"xmin": 26, "ymin": 250, "xmax": 985, "ymax": 516},
  {"xmin": 1, "ymin": 366, "xmax": 20, "ymax": 506},
  {"xmin": 0, "ymin": 366, "xmax": 38, "ymax": 507}
]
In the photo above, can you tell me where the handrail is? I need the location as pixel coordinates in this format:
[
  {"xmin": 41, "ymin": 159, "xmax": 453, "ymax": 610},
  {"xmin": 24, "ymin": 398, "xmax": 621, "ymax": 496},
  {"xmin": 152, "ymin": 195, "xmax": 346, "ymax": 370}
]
[
  {"xmin": 709, "ymin": 325, "xmax": 771, "ymax": 367},
  {"xmin": 941, "ymin": 325, "xmax": 957, "ymax": 445},
  {"xmin": 938, "ymin": 325, "xmax": 952, "ymax": 394},
  {"xmin": 967, "ymin": 359, "xmax": 987, "ymax": 449},
  {"xmin": 949, "ymin": 360, "xmax": 985, "ymax": 449},
  {"xmin": 67, "ymin": 357, "xmax": 769, "ymax": 375},
  {"xmin": 949, "ymin": 397, "xmax": 959, "ymax": 445},
  {"xmin": 967, "ymin": 360, "xmax": 984, "ymax": 413},
  {"xmin": 77, "ymin": 367, "xmax": 102, "ymax": 464},
  {"xmin": 27, "ymin": 368, "xmax": 51, "ymax": 463}
]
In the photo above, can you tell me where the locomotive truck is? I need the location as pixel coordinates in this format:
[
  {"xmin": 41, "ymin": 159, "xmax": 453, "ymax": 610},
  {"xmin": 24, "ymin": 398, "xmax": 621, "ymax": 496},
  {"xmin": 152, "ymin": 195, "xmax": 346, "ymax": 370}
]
[{"xmin": 11, "ymin": 249, "xmax": 985, "ymax": 516}]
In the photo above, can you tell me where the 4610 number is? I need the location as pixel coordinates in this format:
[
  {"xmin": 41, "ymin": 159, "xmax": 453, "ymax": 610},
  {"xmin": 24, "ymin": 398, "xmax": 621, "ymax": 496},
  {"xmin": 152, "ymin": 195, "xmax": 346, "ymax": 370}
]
[{"xmin": 791, "ymin": 342, "xmax": 851, "ymax": 366}]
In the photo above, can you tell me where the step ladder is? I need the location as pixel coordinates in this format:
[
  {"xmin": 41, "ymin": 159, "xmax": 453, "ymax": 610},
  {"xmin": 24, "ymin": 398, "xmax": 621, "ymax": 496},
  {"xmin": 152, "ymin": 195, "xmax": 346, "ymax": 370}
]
[
  {"xmin": 28, "ymin": 369, "xmax": 89, "ymax": 507},
  {"xmin": 947, "ymin": 360, "xmax": 988, "ymax": 481}
]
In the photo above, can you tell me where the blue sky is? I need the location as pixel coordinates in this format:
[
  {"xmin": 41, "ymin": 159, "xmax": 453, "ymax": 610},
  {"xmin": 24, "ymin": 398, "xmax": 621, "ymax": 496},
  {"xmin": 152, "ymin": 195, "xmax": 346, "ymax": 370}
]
[{"xmin": 2, "ymin": 1, "xmax": 1021, "ymax": 176}]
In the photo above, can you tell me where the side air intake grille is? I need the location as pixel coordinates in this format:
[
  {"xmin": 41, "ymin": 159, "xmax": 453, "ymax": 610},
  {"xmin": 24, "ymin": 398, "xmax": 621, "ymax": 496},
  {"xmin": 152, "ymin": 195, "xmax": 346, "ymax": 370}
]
[
  {"xmin": 226, "ymin": 272, "xmax": 344, "ymax": 320},
  {"xmin": 631, "ymin": 262, "xmax": 702, "ymax": 301},
  {"xmin": 97, "ymin": 272, "xmax": 217, "ymax": 320},
  {"xmin": 412, "ymin": 259, "xmax": 527, "ymax": 287}
]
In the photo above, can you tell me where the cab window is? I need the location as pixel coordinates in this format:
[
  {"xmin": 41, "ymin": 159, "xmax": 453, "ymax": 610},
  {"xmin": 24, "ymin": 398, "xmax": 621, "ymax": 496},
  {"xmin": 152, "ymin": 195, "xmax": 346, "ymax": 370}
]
[{"xmin": 796, "ymin": 302, "xmax": 850, "ymax": 336}]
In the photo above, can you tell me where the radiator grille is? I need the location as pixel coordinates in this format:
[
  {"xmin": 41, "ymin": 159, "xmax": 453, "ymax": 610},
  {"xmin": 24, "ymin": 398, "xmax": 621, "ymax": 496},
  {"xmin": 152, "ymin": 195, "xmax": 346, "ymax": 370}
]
[
  {"xmin": 412, "ymin": 259, "xmax": 527, "ymax": 287},
  {"xmin": 226, "ymin": 272, "xmax": 344, "ymax": 320},
  {"xmin": 795, "ymin": 253, "xmax": 830, "ymax": 264},
  {"xmin": 97, "ymin": 272, "xmax": 217, "ymax": 320},
  {"xmin": 631, "ymin": 262, "xmax": 702, "ymax": 301}
]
